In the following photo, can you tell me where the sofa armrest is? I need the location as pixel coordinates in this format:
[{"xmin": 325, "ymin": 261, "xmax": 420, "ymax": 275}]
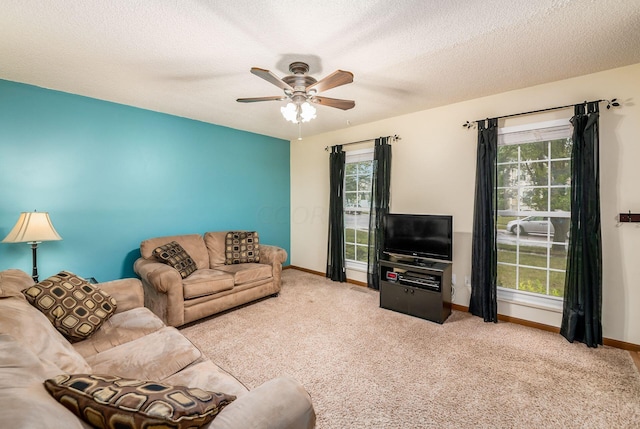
[
  {"xmin": 133, "ymin": 258, "xmax": 186, "ymax": 327},
  {"xmin": 209, "ymin": 376, "xmax": 315, "ymax": 429},
  {"xmin": 96, "ymin": 278, "xmax": 144, "ymax": 314},
  {"xmin": 260, "ymin": 245, "xmax": 287, "ymax": 266},
  {"xmin": 134, "ymin": 258, "xmax": 183, "ymax": 294},
  {"xmin": 259, "ymin": 245, "xmax": 287, "ymax": 292}
]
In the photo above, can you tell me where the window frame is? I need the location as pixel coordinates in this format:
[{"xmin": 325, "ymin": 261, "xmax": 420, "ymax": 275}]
[
  {"xmin": 496, "ymin": 118, "xmax": 572, "ymax": 312},
  {"xmin": 343, "ymin": 148, "xmax": 374, "ymax": 272}
]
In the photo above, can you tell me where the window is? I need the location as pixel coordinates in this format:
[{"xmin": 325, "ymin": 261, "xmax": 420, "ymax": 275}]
[
  {"xmin": 496, "ymin": 119, "xmax": 572, "ymax": 310},
  {"xmin": 344, "ymin": 149, "xmax": 373, "ymax": 269}
]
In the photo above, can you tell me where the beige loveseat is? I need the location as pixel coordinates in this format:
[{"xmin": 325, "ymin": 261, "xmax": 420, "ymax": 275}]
[
  {"xmin": 134, "ymin": 232, "xmax": 287, "ymax": 327},
  {"xmin": 0, "ymin": 269, "xmax": 315, "ymax": 428}
]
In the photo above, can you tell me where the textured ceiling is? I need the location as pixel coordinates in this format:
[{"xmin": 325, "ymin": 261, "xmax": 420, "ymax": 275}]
[{"xmin": 1, "ymin": 0, "xmax": 639, "ymax": 141}]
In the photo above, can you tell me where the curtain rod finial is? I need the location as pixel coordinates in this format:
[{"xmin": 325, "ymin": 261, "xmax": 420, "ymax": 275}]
[{"xmin": 605, "ymin": 98, "xmax": 620, "ymax": 110}]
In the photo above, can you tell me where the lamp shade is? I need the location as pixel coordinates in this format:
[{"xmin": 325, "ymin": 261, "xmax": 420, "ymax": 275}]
[{"xmin": 2, "ymin": 212, "xmax": 62, "ymax": 243}]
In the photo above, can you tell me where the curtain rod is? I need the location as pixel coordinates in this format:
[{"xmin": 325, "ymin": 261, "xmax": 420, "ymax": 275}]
[
  {"xmin": 462, "ymin": 98, "xmax": 620, "ymax": 129},
  {"xmin": 324, "ymin": 134, "xmax": 401, "ymax": 151}
]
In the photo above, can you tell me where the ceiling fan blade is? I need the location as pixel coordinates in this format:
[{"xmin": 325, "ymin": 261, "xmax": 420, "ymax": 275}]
[
  {"xmin": 311, "ymin": 96, "xmax": 355, "ymax": 111},
  {"xmin": 307, "ymin": 70, "xmax": 354, "ymax": 93},
  {"xmin": 236, "ymin": 96, "xmax": 286, "ymax": 103},
  {"xmin": 250, "ymin": 67, "xmax": 293, "ymax": 91}
]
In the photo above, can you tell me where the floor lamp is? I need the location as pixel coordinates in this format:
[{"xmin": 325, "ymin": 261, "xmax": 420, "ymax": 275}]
[{"xmin": 2, "ymin": 211, "xmax": 62, "ymax": 282}]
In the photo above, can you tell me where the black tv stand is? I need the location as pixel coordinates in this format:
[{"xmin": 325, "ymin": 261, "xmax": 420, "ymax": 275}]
[{"xmin": 379, "ymin": 255, "xmax": 452, "ymax": 324}]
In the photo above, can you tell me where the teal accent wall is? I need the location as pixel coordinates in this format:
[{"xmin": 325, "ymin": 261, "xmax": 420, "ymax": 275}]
[{"xmin": 0, "ymin": 80, "xmax": 290, "ymax": 281}]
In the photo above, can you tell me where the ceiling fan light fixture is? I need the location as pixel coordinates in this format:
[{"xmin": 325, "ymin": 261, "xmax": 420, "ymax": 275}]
[
  {"xmin": 281, "ymin": 102, "xmax": 298, "ymax": 123},
  {"xmin": 280, "ymin": 101, "xmax": 316, "ymax": 123},
  {"xmin": 300, "ymin": 101, "xmax": 316, "ymax": 122}
]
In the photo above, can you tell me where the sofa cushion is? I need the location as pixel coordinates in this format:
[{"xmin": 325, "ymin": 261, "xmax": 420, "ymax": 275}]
[
  {"xmin": 141, "ymin": 234, "xmax": 210, "ymax": 270},
  {"xmin": 153, "ymin": 241, "xmax": 197, "ymax": 279},
  {"xmin": 182, "ymin": 269, "xmax": 234, "ymax": 299},
  {"xmin": 0, "ymin": 334, "xmax": 87, "ymax": 429},
  {"xmin": 44, "ymin": 373, "xmax": 236, "ymax": 429},
  {"xmin": 163, "ymin": 360, "xmax": 249, "ymax": 399},
  {"xmin": 0, "ymin": 295, "xmax": 92, "ymax": 375},
  {"xmin": 23, "ymin": 271, "xmax": 117, "ymax": 342},
  {"xmin": 84, "ymin": 327, "xmax": 202, "ymax": 381},
  {"xmin": 213, "ymin": 263, "xmax": 273, "ymax": 286},
  {"xmin": 204, "ymin": 231, "xmax": 229, "ymax": 267},
  {"xmin": 72, "ymin": 307, "xmax": 166, "ymax": 359},
  {"xmin": 224, "ymin": 231, "xmax": 260, "ymax": 264}
]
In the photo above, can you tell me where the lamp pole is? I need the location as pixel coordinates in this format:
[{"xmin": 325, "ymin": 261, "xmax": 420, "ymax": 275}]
[{"xmin": 30, "ymin": 242, "xmax": 40, "ymax": 282}]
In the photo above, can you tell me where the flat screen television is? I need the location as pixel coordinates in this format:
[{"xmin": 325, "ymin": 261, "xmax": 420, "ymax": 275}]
[{"xmin": 383, "ymin": 213, "xmax": 453, "ymax": 262}]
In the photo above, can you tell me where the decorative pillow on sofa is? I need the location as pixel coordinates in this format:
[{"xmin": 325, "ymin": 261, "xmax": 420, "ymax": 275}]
[
  {"xmin": 225, "ymin": 231, "xmax": 260, "ymax": 264},
  {"xmin": 153, "ymin": 241, "xmax": 197, "ymax": 279},
  {"xmin": 44, "ymin": 374, "xmax": 236, "ymax": 429},
  {"xmin": 22, "ymin": 271, "xmax": 117, "ymax": 343}
]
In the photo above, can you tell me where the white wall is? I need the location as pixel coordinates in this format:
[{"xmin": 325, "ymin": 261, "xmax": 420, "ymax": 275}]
[{"xmin": 291, "ymin": 63, "xmax": 640, "ymax": 346}]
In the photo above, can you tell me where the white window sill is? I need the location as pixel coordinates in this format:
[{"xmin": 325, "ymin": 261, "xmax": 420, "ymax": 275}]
[
  {"xmin": 497, "ymin": 287, "xmax": 563, "ymax": 313},
  {"xmin": 346, "ymin": 261, "xmax": 368, "ymax": 273}
]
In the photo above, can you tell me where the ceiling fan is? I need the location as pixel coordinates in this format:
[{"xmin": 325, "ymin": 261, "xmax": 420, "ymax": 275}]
[{"xmin": 236, "ymin": 62, "xmax": 355, "ymax": 123}]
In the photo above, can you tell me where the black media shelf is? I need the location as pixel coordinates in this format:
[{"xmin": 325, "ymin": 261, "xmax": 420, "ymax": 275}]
[{"xmin": 379, "ymin": 256, "xmax": 452, "ymax": 324}]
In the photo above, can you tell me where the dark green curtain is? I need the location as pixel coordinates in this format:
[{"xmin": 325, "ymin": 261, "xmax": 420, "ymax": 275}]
[
  {"xmin": 560, "ymin": 102, "xmax": 602, "ymax": 347},
  {"xmin": 469, "ymin": 118, "xmax": 499, "ymax": 323},
  {"xmin": 326, "ymin": 145, "xmax": 346, "ymax": 282},
  {"xmin": 367, "ymin": 137, "xmax": 392, "ymax": 290}
]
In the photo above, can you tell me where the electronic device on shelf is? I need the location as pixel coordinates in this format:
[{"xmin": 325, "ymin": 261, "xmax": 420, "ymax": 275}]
[
  {"xmin": 398, "ymin": 271, "xmax": 441, "ymax": 291},
  {"xmin": 382, "ymin": 213, "xmax": 453, "ymax": 262}
]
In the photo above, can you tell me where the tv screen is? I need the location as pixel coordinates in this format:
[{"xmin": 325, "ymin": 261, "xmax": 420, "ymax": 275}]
[{"xmin": 383, "ymin": 214, "xmax": 453, "ymax": 262}]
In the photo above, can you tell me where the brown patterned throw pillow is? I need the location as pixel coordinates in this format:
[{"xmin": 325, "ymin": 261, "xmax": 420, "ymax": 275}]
[
  {"xmin": 152, "ymin": 241, "xmax": 197, "ymax": 279},
  {"xmin": 22, "ymin": 271, "xmax": 117, "ymax": 342},
  {"xmin": 44, "ymin": 374, "xmax": 236, "ymax": 429},
  {"xmin": 225, "ymin": 231, "xmax": 260, "ymax": 264}
]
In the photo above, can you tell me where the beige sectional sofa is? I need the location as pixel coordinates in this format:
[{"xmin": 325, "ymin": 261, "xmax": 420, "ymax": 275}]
[
  {"xmin": 0, "ymin": 269, "xmax": 315, "ymax": 428},
  {"xmin": 134, "ymin": 232, "xmax": 287, "ymax": 327}
]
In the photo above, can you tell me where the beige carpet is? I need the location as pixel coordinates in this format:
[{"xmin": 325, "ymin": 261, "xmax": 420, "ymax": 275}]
[{"xmin": 181, "ymin": 269, "xmax": 640, "ymax": 429}]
